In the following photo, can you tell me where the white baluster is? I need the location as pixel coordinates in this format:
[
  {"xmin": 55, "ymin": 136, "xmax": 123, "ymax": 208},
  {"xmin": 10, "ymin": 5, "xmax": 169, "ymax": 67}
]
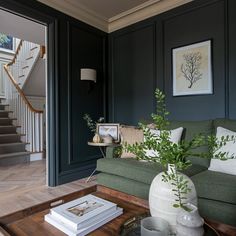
[{"xmin": 40, "ymin": 114, "xmax": 43, "ymax": 152}]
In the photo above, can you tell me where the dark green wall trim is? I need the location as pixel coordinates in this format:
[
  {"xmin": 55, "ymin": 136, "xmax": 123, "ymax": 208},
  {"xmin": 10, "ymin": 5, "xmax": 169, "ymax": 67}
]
[
  {"xmin": 228, "ymin": 0, "xmax": 236, "ymax": 119},
  {"xmin": 223, "ymin": 0, "xmax": 229, "ymax": 118},
  {"xmin": 47, "ymin": 20, "xmax": 59, "ymax": 186}
]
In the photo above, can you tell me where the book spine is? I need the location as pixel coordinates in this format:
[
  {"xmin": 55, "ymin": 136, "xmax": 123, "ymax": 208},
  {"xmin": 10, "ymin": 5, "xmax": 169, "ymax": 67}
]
[
  {"xmin": 45, "ymin": 208, "xmax": 123, "ymax": 236},
  {"xmin": 50, "ymin": 210, "xmax": 77, "ymax": 230}
]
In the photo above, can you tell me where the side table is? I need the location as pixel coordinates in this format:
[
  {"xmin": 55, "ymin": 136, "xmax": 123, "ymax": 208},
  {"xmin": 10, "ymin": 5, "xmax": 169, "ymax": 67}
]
[{"xmin": 86, "ymin": 142, "xmax": 118, "ymax": 182}]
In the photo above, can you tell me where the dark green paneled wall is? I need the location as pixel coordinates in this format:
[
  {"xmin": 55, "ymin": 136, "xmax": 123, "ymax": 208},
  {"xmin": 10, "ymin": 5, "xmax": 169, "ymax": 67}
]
[
  {"xmin": 228, "ymin": 0, "xmax": 236, "ymax": 119},
  {"xmin": 111, "ymin": 24, "xmax": 156, "ymax": 125},
  {"xmin": 109, "ymin": 0, "xmax": 236, "ymax": 123}
]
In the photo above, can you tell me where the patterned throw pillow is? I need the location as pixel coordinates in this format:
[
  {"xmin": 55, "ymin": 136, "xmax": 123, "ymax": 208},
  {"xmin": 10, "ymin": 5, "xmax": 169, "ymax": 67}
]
[
  {"xmin": 120, "ymin": 125, "xmax": 144, "ymax": 158},
  {"xmin": 144, "ymin": 127, "xmax": 184, "ymax": 158}
]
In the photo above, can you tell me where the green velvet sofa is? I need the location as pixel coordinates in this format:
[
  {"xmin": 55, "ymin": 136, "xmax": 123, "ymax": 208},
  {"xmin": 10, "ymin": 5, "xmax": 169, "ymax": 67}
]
[{"xmin": 97, "ymin": 119, "xmax": 236, "ymax": 227}]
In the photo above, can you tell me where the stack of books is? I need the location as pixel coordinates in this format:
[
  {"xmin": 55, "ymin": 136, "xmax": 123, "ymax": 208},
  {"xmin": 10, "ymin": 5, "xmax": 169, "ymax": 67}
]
[{"xmin": 44, "ymin": 194, "xmax": 123, "ymax": 236}]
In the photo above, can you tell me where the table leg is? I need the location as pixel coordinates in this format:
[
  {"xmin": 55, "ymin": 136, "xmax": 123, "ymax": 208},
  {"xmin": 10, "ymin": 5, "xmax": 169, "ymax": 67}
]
[
  {"xmin": 86, "ymin": 168, "xmax": 97, "ymax": 182},
  {"xmin": 99, "ymin": 146, "xmax": 106, "ymax": 158},
  {"xmin": 86, "ymin": 146, "xmax": 106, "ymax": 182}
]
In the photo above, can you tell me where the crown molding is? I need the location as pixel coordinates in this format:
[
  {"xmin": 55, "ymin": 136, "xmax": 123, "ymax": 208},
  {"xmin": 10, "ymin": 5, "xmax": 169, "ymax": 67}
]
[
  {"xmin": 108, "ymin": 0, "xmax": 193, "ymax": 32},
  {"xmin": 108, "ymin": 0, "xmax": 162, "ymax": 23},
  {"xmin": 37, "ymin": 0, "xmax": 108, "ymax": 32},
  {"xmin": 38, "ymin": 0, "xmax": 193, "ymax": 33}
]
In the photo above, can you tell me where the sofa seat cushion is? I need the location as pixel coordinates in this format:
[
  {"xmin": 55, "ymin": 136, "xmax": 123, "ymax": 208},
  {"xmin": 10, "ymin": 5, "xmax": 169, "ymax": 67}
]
[
  {"xmin": 191, "ymin": 170, "xmax": 236, "ymax": 205},
  {"xmin": 97, "ymin": 158, "xmax": 163, "ymax": 185},
  {"xmin": 97, "ymin": 173, "xmax": 150, "ymax": 199},
  {"xmin": 97, "ymin": 158, "xmax": 207, "ymax": 185}
]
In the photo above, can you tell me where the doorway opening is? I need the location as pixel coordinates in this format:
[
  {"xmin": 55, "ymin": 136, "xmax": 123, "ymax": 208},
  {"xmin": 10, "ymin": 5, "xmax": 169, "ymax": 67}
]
[{"xmin": 0, "ymin": 8, "xmax": 48, "ymax": 201}]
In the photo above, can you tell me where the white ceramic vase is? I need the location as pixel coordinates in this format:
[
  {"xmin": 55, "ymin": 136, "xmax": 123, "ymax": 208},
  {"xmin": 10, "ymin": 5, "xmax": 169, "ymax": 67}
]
[
  {"xmin": 176, "ymin": 203, "xmax": 204, "ymax": 236},
  {"xmin": 149, "ymin": 164, "xmax": 197, "ymax": 234},
  {"xmin": 92, "ymin": 133, "xmax": 101, "ymax": 143}
]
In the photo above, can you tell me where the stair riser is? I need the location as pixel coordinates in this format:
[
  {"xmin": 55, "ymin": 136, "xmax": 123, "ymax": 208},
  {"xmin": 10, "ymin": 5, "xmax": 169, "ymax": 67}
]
[
  {"xmin": 0, "ymin": 127, "xmax": 16, "ymax": 134},
  {"xmin": 0, "ymin": 112, "xmax": 10, "ymax": 118},
  {"xmin": 0, "ymin": 144, "xmax": 26, "ymax": 154},
  {"xmin": 0, "ymin": 119, "xmax": 13, "ymax": 125},
  {"xmin": 0, "ymin": 105, "xmax": 7, "ymax": 111},
  {"xmin": 0, "ymin": 154, "xmax": 30, "ymax": 165},
  {"xmin": 0, "ymin": 136, "xmax": 21, "ymax": 144}
]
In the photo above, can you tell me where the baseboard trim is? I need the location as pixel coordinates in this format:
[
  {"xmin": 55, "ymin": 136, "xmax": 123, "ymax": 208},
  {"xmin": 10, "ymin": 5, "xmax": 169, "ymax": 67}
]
[{"xmin": 30, "ymin": 152, "xmax": 43, "ymax": 161}]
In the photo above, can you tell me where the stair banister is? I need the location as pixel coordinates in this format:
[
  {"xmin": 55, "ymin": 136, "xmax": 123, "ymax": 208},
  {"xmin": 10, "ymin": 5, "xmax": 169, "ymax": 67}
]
[{"xmin": 3, "ymin": 40, "xmax": 44, "ymax": 154}]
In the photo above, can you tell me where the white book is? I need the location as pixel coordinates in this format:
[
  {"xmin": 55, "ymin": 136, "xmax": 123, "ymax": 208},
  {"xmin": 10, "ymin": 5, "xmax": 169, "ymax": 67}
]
[
  {"xmin": 50, "ymin": 194, "xmax": 117, "ymax": 230},
  {"xmin": 45, "ymin": 207, "xmax": 123, "ymax": 236}
]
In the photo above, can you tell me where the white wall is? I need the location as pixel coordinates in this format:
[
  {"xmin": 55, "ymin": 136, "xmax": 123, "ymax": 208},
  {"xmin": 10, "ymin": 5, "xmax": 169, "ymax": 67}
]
[
  {"xmin": 23, "ymin": 58, "xmax": 46, "ymax": 97},
  {"xmin": 0, "ymin": 9, "xmax": 46, "ymax": 45},
  {"xmin": 0, "ymin": 51, "xmax": 13, "ymax": 97}
]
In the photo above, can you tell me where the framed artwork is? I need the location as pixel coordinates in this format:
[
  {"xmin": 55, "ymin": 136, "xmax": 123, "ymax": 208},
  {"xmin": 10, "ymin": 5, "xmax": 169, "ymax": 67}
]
[
  {"xmin": 97, "ymin": 123, "xmax": 120, "ymax": 142},
  {"xmin": 172, "ymin": 40, "xmax": 213, "ymax": 96},
  {"xmin": 0, "ymin": 34, "xmax": 13, "ymax": 51}
]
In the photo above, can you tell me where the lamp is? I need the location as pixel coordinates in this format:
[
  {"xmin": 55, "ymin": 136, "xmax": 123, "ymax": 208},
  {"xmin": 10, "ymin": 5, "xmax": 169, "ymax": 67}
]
[{"xmin": 80, "ymin": 68, "xmax": 96, "ymax": 83}]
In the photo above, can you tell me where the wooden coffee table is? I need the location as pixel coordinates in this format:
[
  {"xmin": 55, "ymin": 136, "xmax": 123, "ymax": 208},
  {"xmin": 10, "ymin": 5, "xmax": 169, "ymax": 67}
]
[{"xmin": 0, "ymin": 185, "xmax": 235, "ymax": 236}]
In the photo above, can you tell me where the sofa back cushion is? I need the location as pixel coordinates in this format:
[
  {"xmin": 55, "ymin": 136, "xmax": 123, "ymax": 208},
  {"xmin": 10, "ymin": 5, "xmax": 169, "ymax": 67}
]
[
  {"xmin": 213, "ymin": 118, "xmax": 236, "ymax": 132},
  {"xmin": 168, "ymin": 120, "xmax": 213, "ymax": 168}
]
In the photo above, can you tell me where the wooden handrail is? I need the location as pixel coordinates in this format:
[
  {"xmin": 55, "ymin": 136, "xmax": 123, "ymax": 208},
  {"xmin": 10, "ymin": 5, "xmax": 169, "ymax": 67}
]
[
  {"xmin": 8, "ymin": 40, "xmax": 23, "ymax": 66},
  {"xmin": 4, "ymin": 65, "xmax": 43, "ymax": 113},
  {"xmin": 4, "ymin": 40, "xmax": 43, "ymax": 114}
]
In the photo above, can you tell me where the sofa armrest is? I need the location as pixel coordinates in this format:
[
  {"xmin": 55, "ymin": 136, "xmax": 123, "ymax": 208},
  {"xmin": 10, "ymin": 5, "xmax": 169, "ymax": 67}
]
[{"xmin": 106, "ymin": 144, "xmax": 122, "ymax": 158}]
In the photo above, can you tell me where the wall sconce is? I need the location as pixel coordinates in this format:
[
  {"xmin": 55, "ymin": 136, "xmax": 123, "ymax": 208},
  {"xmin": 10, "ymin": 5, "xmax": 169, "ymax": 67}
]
[{"xmin": 80, "ymin": 68, "xmax": 96, "ymax": 83}]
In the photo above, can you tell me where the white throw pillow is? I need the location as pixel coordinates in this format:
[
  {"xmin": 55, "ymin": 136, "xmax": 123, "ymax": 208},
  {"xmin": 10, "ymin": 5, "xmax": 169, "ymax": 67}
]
[
  {"xmin": 208, "ymin": 127, "xmax": 236, "ymax": 175},
  {"xmin": 145, "ymin": 127, "xmax": 183, "ymax": 158}
]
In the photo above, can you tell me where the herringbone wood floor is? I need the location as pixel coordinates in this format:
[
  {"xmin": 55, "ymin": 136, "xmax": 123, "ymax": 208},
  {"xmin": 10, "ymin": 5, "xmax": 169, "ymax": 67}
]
[{"xmin": 0, "ymin": 160, "xmax": 96, "ymax": 217}]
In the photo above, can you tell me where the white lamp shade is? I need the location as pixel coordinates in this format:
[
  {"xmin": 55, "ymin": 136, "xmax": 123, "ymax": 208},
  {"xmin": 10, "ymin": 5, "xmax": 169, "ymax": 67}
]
[{"xmin": 80, "ymin": 68, "xmax": 96, "ymax": 82}]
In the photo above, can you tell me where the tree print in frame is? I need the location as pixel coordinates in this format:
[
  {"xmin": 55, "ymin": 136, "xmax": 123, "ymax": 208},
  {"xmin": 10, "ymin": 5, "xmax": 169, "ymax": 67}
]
[{"xmin": 172, "ymin": 40, "xmax": 212, "ymax": 96}]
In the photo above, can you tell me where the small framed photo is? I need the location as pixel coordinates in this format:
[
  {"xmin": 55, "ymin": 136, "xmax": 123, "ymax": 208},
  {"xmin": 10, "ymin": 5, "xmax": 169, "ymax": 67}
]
[
  {"xmin": 97, "ymin": 123, "xmax": 120, "ymax": 142},
  {"xmin": 172, "ymin": 40, "xmax": 213, "ymax": 96}
]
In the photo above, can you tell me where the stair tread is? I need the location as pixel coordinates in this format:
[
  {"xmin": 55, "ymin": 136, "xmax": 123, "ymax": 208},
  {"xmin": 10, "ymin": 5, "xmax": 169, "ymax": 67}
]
[
  {"xmin": 0, "ymin": 134, "xmax": 23, "ymax": 137},
  {"xmin": 0, "ymin": 151, "xmax": 30, "ymax": 159},
  {"xmin": 0, "ymin": 125, "xmax": 20, "ymax": 128},
  {"xmin": 0, "ymin": 110, "xmax": 13, "ymax": 113},
  {"xmin": 0, "ymin": 118, "xmax": 17, "ymax": 120},
  {"xmin": 0, "ymin": 142, "xmax": 27, "ymax": 147}
]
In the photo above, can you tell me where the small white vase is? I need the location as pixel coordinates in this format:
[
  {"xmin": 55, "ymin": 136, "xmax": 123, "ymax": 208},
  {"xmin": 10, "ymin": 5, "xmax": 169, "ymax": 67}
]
[
  {"xmin": 92, "ymin": 133, "xmax": 101, "ymax": 143},
  {"xmin": 176, "ymin": 203, "xmax": 204, "ymax": 236},
  {"xmin": 149, "ymin": 164, "xmax": 197, "ymax": 234},
  {"xmin": 102, "ymin": 135, "xmax": 113, "ymax": 144}
]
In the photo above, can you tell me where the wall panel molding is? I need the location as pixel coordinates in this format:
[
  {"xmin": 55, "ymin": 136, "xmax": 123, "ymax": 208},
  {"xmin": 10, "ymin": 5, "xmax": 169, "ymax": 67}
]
[
  {"xmin": 57, "ymin": 20, "xmax": 106, "ymax": 183},
  {"xmin": 109, "ymin": 0, "xmax": 234, "ymax": 123},
  {"xmin": 109, "ymin": 22, "xmax": 156, "ymax": 124}
]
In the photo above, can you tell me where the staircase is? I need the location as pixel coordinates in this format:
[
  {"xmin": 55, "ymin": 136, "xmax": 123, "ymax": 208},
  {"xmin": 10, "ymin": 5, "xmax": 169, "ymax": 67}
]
[
  {"xmin": 0, "ymin": 98, "xmax": 30, "ymax": 165},
  {"xmin": 0, "ymin": 39, "xmax": 44, "ymax": 166}
]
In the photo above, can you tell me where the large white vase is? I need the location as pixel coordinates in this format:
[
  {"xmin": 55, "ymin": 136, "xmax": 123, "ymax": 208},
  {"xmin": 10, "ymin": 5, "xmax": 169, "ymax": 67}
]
[{"xmin": 149, "ymin": 164, "xmax": 197, "ymax": 234}]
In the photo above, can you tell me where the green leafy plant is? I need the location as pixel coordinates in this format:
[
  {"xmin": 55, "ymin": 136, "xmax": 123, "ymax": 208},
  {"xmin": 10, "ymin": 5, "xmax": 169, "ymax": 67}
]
[
  {"xmin": 83, "ymin": 114, "xmax": 104, "ymax": 133},
  {"xmin": 124, "ymin": 89, "xmax": 235, "ymax": 210}
]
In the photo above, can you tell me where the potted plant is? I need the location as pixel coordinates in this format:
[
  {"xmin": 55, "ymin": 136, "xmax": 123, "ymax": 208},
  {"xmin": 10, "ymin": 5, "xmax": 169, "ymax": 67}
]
[
  {"xmin": 83, "ymin": 114, "xmax": 104, "ymax": 143},
  {"xmin": 124, "ymin": 89, "xmax": 235, "ymax": 232}
]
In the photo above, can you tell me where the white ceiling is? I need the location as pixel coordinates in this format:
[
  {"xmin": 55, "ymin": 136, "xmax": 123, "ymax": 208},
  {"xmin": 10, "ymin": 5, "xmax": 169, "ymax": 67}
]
[
  {"xmin": 0, "ymin": 9, "xmax": 46, "ymax": 45},
  {"xmin": 38, "ymin": 0, "xmax": 192, "ymax": 32}
]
